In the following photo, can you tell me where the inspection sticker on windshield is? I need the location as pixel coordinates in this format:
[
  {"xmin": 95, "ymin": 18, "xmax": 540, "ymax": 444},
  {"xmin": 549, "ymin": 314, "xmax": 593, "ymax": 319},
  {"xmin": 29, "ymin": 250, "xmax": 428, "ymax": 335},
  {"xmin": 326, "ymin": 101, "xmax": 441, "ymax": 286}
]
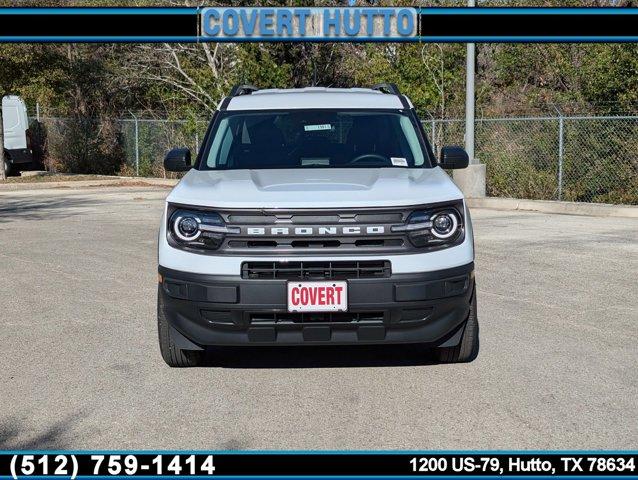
[
  {"xmin": 304, "ymin": 124, "xmax": 332, "ymax": 132},
  {"xmin": 391, "ymin": 157, "xmax": 408, "ymax": 166}
]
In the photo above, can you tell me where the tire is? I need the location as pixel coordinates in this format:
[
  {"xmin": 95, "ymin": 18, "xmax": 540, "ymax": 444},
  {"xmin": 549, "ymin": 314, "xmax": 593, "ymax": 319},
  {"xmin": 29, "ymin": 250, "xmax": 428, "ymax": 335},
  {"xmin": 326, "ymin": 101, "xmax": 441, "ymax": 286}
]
[
  {"xmin": 433, "ymin": 285, "xmax": 479, "ymax": 363},
  {"xmin": 157, "ymin": 291, "xmax": 204, "ymax": 368},
  {"xmin": 3, "ymin": 153, "xmax": 15, "ymax": 177}
]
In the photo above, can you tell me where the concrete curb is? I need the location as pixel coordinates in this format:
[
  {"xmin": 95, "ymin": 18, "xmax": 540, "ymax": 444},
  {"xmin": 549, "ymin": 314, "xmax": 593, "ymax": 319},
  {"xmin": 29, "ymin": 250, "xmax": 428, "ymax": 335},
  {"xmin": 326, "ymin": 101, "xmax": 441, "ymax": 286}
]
[
  {"xmin": 0, "ymin": 177, "xmax": 178, "ymax": 192},
  {"xmin": 467, "ymin": 197, "xmax": 638, "ymax": 218}
]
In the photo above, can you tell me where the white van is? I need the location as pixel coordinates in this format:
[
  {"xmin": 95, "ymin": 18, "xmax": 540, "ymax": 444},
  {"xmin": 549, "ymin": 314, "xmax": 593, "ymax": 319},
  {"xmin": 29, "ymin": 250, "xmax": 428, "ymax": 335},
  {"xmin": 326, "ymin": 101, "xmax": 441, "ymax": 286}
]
[{"xmin": 2, "ymin": 95, "xmax": 33, "ymax": 176}]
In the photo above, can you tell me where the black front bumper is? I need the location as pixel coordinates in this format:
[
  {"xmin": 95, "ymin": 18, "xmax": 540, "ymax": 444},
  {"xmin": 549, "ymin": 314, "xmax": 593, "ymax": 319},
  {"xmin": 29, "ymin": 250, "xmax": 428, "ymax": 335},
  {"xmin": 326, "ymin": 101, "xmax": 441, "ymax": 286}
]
[{"xmin": 158, "ymin": 263, "xmax": 474, "ymax": 347}]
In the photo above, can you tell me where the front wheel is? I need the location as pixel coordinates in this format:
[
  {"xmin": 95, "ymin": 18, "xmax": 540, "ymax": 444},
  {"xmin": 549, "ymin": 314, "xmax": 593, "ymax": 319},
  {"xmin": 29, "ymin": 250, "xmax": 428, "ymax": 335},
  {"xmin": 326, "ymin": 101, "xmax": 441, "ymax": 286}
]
[
  {"xmin": 157, "ymin": 292, "xmax": 204, "ymax": 368},
  {"xmin": 432, "ymin": 285, "xmax": 479, "ymax": 363}
]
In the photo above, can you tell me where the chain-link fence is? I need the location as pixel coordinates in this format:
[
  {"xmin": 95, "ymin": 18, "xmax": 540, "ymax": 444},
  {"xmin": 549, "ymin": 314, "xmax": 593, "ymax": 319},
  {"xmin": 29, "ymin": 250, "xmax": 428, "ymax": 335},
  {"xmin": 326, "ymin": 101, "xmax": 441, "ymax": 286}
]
[
  {"xmin": 34, "ymin": 115, "xmax": 208, "ymax": 178},
  {"xmin": 118, "ymin": 118, "xmax": 209, "ymax": 177},
  {"xmin": 424, "ymin": 115, "xmax": 638, "ymax": 204},
  {"xmin": 34, "ymin": 114, "xmax": 638, "ymax": 205}
]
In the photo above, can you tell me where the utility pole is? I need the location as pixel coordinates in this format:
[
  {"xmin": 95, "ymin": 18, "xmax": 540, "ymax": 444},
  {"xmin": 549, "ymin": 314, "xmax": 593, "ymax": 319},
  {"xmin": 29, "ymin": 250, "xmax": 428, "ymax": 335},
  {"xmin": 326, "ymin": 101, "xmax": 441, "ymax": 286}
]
[
  {"xmin": 454, "ymin": 0, "xmax": 486, "ymax": 198},
  {"xmin": 465, "ymin": 0, "xmax": 475, "ymax": 164}
]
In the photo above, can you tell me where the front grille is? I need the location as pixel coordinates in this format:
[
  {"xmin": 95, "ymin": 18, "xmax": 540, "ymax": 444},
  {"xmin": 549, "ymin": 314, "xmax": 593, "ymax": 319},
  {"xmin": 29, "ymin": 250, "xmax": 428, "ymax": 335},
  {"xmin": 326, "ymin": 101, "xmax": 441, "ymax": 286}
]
[
  {"xmin": 250, "ymin": 311, "xmax": 384, "ymax": 324},
  {"xmin": 228, "ymin": 238, "xmax": 403, "ymax": 250},
  {"xmin": 241, "ymin": 260, "xmax": 391, "ymax": 280},
  {"xmin": 217, "ymin": 207, "xmax": 412, "ymax": 255}
]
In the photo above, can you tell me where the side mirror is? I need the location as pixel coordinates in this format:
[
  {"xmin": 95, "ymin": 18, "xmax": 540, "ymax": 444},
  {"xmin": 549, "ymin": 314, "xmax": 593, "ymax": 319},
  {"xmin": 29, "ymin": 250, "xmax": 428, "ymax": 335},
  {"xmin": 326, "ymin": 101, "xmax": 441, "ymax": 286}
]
[
  {"xmin": 439, "ymin": 146, "xmax": 469, "ymax": 169},
  {"xmin": 164, "ymin": 148, "xmax": 192, "ymax": 172}
]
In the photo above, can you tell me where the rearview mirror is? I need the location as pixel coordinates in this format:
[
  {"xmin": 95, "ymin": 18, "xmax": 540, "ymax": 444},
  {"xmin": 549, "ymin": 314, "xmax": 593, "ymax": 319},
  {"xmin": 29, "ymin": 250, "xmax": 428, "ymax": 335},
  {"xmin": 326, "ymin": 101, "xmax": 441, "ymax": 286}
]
[
  {"xmin": 164, "ymin": 148, "xmax": 192, "ymax": 172},
  {"xmin": 439, "ymin": 146, "xmax": 469, "ymax": 169}
]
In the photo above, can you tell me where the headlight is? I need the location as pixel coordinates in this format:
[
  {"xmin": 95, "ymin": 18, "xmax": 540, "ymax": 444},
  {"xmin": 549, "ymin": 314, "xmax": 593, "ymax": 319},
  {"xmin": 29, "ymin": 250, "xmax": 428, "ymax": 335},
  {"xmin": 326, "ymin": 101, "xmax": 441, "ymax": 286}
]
[
  {"xmin": 173, "ymin": 214, "xmax": 201, "ymax": 241},
  {"xmin": 391, "ymin": 202, "xmax": 464, "ymax": 249},
  {"xmin": 431, "ymin": 211, "xmax": 458, "ymax": 239},
  {"xmin": 167, "ymin": 206, "xmax": 238, "ymax": 251}
]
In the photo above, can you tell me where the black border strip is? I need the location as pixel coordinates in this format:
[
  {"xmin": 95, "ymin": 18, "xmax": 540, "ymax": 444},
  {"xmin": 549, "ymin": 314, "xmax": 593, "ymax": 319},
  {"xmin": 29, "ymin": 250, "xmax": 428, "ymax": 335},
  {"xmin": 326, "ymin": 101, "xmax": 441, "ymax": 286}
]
[{"xmin": 418, "ymin": 7, "xmax": 638, "ymax": 42}]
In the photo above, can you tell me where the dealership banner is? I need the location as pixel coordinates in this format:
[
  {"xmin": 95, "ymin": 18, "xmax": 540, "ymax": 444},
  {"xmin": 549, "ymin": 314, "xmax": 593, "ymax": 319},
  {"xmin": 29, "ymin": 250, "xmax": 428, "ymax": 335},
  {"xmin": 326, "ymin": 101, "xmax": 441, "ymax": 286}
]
[
  {"xmin": 200, "ymin": 7, "xmax": 417, "ymax": 40},
  {"xmin": 0, "ymin": 7, "xmax": 637, "ymax": 42},
  {"xmin": 0, "ymin": 452, "xmax": 636, "ymax": 478}
]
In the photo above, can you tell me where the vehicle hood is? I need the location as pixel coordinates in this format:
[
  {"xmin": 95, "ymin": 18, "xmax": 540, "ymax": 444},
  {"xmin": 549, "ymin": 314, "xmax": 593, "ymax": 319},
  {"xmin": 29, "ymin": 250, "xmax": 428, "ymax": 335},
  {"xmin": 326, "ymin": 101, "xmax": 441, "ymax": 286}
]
[{"xmin": 166, "ymin": 167, "xmax": 463, "ymax": 209}]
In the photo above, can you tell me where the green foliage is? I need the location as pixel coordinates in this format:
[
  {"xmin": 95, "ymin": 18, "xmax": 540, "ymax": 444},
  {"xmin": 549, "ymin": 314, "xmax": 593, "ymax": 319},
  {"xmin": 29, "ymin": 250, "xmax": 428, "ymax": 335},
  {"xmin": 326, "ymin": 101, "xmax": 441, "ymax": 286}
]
[
  {"xmin": 578, "ymin": 44, "xmax": 638, "ymax": 112},
  {"xmin": 478, "ymin": 120, "xmax": 559, "ymax": 200},
  {"xmin": 47, "ymin": 118, "xmax": 124, "ymax": 175},
  {"xmin": 0, "ymin": 7, "xmax": 635, "ymax": 203},
  {"xmin": 345, "ymin": 43, "xmax": 465, "ymax": 117},
  {"xmin": 485, "ymin": 43, "xmax": 638, "ymax": 114},
  {"xmin": 561, "ymin": 118, "xmax": 638, "ymax": 203},
  {"xmin": 0, "ymin": 45, "xmax": 68, "ymax": 110},
  {"xmin": 235, "ymin": 44, "xmax": 293, "ymax": 88},
  {"xmin": 486, "ymin": 155, "xmax": 558, "ymax": 201}
]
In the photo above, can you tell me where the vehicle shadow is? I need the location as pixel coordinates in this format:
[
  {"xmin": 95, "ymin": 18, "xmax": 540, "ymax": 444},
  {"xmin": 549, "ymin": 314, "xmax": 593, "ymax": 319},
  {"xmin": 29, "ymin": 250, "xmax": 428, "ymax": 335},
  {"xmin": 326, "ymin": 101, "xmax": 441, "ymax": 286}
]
[
  {"xmin": 203, "ymin": 344, "xmax": 439, "ymax": 369},
  {"xmin": 0, "ymin": 415, "xmax": 78, "ymax": 450},
  {"xmin": 0, "ymin": 196, "xmax": 105, "ymax": 223}
]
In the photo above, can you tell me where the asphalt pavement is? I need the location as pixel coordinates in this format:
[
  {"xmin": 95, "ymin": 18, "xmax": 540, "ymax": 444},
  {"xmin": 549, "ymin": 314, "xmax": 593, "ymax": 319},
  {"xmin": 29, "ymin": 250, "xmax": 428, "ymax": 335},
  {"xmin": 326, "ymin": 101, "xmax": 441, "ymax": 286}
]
[{"xmin": 1, "ymin": 186, "xmax": 636, "ymax": 450}]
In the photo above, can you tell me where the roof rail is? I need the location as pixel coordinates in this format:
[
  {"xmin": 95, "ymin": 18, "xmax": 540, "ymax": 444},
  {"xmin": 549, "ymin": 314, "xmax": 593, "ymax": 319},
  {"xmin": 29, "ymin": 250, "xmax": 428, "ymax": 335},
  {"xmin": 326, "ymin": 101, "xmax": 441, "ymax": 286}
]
[
  {"xmin": 229, "ymin": 84, "xmax": 259, "ymax": 97},
  {"xmin": 371, "ymin": 83, "xmax": 410, "ymax": 109},
  {"xmin": 220, "ymin": 84, "xmax": 259, "ymax": 111},
  {"xmin": 371, "ymin": 83, "xmax": 401, "ymax": 96}
]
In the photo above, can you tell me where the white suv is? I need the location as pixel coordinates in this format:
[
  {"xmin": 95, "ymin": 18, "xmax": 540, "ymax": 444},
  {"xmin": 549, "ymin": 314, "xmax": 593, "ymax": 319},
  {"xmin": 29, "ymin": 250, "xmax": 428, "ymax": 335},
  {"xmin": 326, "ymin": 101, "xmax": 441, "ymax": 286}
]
[{"xmin": 158, "ymin": 84, "xmax": 477, "ymax": 367}]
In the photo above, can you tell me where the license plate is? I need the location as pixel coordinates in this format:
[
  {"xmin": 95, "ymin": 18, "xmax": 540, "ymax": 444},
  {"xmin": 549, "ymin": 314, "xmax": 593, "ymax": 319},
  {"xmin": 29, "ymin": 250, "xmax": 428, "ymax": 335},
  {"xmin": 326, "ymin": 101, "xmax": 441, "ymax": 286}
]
[{"xmin": 287, "ymin": 281, "xmax": 348, "ymax": 313}]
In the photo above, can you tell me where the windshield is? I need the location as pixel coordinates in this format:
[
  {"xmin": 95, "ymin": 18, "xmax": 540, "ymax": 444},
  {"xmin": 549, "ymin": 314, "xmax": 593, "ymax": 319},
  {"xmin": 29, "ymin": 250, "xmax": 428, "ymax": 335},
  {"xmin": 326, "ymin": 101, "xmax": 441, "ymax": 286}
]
[{"xmin": 201, "ymin": 110, "xmax": 433, "ymax": 170}]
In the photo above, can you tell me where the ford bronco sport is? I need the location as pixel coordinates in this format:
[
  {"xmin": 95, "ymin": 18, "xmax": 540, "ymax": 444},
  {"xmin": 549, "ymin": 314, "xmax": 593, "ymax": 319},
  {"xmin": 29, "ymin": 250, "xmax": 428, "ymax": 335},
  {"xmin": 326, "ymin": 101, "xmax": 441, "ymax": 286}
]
[{"xmin": 158, "ymin": 84, "xmax": 478, "ymax": 367}]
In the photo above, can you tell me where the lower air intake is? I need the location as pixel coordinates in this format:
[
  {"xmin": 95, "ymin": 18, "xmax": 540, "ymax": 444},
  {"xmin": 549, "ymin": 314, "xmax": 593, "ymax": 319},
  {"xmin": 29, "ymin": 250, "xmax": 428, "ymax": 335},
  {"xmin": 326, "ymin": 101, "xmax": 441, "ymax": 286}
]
[{"xmin": 241, "ymin": 260, "xmax": 391, "ymax": 280}]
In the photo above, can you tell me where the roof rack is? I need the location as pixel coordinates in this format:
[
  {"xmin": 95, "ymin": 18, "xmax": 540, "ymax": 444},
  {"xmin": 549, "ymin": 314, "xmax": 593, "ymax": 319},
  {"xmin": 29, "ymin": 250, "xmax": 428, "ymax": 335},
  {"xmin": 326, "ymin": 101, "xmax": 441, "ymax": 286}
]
[
  {"xmin": 229, "ymin": 84, "xmax": 259, "ymax": 97},
  {"xmin": 371, "ymin": 83, "xmax": 401, "ymax": 96},
  {"xmin": 220, "ymin": 84, "xmax": 259, "ymax": 111},
  {"xmin": 371, "ymin": 83, "xmax": 410, "ymax": 109}
]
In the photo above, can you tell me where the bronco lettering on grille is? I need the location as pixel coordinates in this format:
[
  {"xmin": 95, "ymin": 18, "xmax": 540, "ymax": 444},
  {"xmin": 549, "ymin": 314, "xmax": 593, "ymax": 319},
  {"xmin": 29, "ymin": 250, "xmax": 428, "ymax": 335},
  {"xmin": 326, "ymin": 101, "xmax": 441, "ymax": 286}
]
[{"xmin": 244, "ymin": 226, "xmax": 386, "ymax": 236}]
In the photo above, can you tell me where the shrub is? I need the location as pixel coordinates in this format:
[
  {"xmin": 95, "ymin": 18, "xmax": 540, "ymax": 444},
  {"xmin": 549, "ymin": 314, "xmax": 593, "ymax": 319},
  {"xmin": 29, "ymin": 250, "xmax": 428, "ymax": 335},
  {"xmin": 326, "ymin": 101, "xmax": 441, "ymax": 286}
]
[{"xmin": 46, "ymin": 117, "xmax": 125, "ymax": 175}]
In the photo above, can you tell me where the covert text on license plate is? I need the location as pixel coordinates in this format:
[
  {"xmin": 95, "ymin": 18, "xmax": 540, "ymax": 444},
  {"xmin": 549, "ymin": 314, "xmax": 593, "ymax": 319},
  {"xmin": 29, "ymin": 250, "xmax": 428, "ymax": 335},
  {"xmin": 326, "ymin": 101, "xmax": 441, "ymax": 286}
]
[{"xmin": 287, "ymin": 281, "xmax": 348, "ymax": 312}]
